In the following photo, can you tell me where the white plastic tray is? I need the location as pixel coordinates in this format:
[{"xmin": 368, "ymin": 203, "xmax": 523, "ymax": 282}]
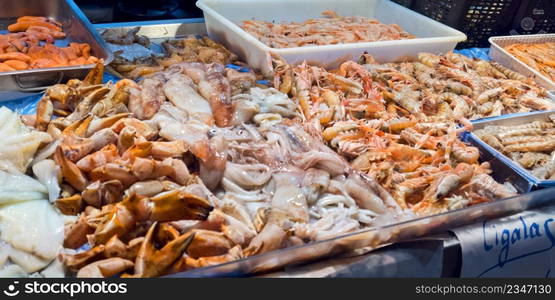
[
  {"xmin": 196, "ymin": 0, "xmax": 467, "ymax": 76},
  {"xmin": 489, "ymin": 34, "xmax": 555, "ymax": 95}
]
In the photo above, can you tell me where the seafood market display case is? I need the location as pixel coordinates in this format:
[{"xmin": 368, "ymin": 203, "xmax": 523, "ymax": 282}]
[
  {"xmin": 0, "ymin": 0, "xmax": 112, "ymax": 100},
  {"xmin": 196, "ymin": 0, "xmax": 466, "ymax": 76},
  {"xmin": 1, "ymin": 0, "xmax": 555, "ymax": 279},
  {"xmin": 89, "ymin": 21, "xmax": 555, "ymax": 276}
]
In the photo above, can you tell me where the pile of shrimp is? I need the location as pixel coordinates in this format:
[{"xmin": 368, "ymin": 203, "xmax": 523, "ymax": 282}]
[
  {"xmin": 102, "ymin": 28, "xmax": 241, "ymax": 80},
  {"xmin": 363, "ymin": 52, "xmax": 555, "ymax": 120},
  {"xmin": 504, "ymin": 42, "xmax": 555, "ymax": 82},
  {"xmin": 0, "ymin": 16, "xmax": 99, "ymax": 71},
  {"xmin": 474, "ymin": 115, "xmax": 555, "ymax": 180},
  {"xmin": 272, "ymin": 53, "xmax": 519, "ymax": 215},
  {"xmin": 242, "ymin": 10, "xmax": 414, "ymax": 48},
  {"xmin": 19, "ymin": 60, "xmax": 400, "ymax": 278}
]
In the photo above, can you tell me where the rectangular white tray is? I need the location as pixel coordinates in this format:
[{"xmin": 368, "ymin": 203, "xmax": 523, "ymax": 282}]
[{"xmin": 197, "ymin": 0, "xmax": 467, "ymax": 76}]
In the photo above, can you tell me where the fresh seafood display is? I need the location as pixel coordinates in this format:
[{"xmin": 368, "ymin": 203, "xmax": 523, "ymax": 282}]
[
  {"xmin": 101, "ymin": 27, "xmax": 239, "ymax": 79},
  {"xmin": 272, "ymin": 53, "xmax": 520, "ymax": 215},
  {"xmin": 474, "ymin": 115, "xmax": 555, "ymax": 180},
  {"xmin": 504, "ymin": 42, "xmax": 555, "ymax": 82},
  {"xmin": 22, "ymin": 62, "xmax": 403, "ymax": 277},
  {"xmin": 242, "ymin": 11, "xmax": 414, "ymax": 48},
  {"xmin": 0, "ymin": 32, "xmax": 545, "ymax": 277},
  {"xmin": 0, "ymin": 16, "xmax": 99, "ymax": 71},
  {"xmin": 0, "ymin": 107, "xmax": 64, "ymax": 277}
]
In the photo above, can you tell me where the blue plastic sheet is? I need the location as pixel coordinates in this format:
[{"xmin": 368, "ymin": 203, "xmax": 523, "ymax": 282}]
[
  {"xmin": 454, "ymin": 48, "xmax": 490, "ymax": 61},
  {"xmin": 1, "ymin": 94, "xmax": 42, "ymax": 115}
]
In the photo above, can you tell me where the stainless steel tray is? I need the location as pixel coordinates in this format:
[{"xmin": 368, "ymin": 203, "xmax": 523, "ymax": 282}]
[
  {"xmin": 0, "ymin": 0, "xmax": 113, "ymax": 101},
  {"xmin": 489, "ymin": 34, "xmax": 555, "ymax": 99},
  {"xmin": 469, "ymin": 110, "xmax": 555, "ymax": 188},
  {"xmin": 168, "ymin": 187, "xmax": 555, "ymax": 277}
]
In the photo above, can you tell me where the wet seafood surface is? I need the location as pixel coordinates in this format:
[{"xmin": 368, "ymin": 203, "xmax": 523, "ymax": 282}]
[
  {"xmin": 22, "ymin": 61, "xmax": 400, "ymax": 278},
  {"xmin": 272, "ymin": 52, "xmax": 524, "ymax": 215},
  {"xmin": 4, "ymin": 48, "xmax": 543, "ymax": 277},
  {"xmin": 242, "ymin": 11, "xmax": 414, "ymax": 48},
  {"xmin": 474, "ymin": 115, "xmax": 555, "ymax": 180}
]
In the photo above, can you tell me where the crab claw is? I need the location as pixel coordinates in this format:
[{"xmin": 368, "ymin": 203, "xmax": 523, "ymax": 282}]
[
  {"xmin": 83, "ymin": 60, "xmax": 105, "ymax": 86},
  {"xmin": 77, "ymin": 257, "xmax": 134, "ymax": 278},
  {"xmin": 35, "ymin": 96, "xmax": 54, "ymax": 131},
  {"xmin": 90, "ymin": 201, "xmax": 136, "ymax": 246},
  {"xmin": 128, "ymin": 222, "xmax": 195, "ymax": 278},
  {"xmin": 82, "ymin": 179, "xmax": 124, "ymax": 207},
  {"xmin": 147, "ymin": 190, "xmax": 213, "ymax": 222},
  {"xmin": 55, "ymin": 194, "xmax": 84, "ymax": 215},
  {"xmin": 63, "ymin": 115, "xmax": 93, "ymax": 138},
  {"xmin": 122, "ymin": 141, "xmax": 152, "ymax": 161},
  {"xmin": 87, "ymin": 113, "xmax": 132, "ymax": 137},
  {"xmin": 54, "ymin": 147, "xmax": 89, "ymax": 192},
  {"xmin": 63, "ymin": 127, "xmax": 118, "ymax": 162},
  {"xmin": 68, "ymin": 86, "xmax": 111, "ymax": 122},
  {"xmin": 172, "ymin": 245, "xmax": 243, "ymax": 272},
  {"xmin": 64, "ymin": 213, "xmax": 95, "ymax": 249},
  {"xmin": 47, "ymin": 83, "xmax": 79, "ymax": 111}
]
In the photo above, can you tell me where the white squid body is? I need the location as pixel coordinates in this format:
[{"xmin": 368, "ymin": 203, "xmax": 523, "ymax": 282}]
[
  {"xmin": 0, "ymin": 200, "xmax": 64, "ymax": 274},
  {"xmin": 0, "ymin": 174, "xmax": 64, "ymax": 276},
  {"xmin": 163, "ymin": 73, "xmax": 214, "ymax": 124},
  {"xmin": 0, "ymin": 107, "xmax": 51, "ymax": 174},
  {"xmin": 32, "ymin": 159, "xmax": 62, "ymax": 203}
]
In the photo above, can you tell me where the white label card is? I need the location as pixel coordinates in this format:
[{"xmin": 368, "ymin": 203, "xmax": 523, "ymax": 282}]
[{"xmin": 452, "ymin": 206, "xmax": 555, "ymax": 278}]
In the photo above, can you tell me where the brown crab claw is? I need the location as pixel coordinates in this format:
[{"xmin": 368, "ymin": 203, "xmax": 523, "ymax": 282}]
[
  {"xmin": 63, "ymin": 115, "xmax": 93, "ymax": 137},
  {"xmin": 83, "ymin": 60, "xmax": 105, "ymax": 86},
  {"xmin": 90, "ymin": 202, "xmax": 136, "ymax": 246},
  {"xmin": 122, "ymin": 141, "xmax": 152, "ymax": 161},
  {"xmin": 63, "ymin": 244, "xmax": 106, "ymax": 271},
  {"xmin": 55, "ymin": 194, "xmax": 84, "ymax": 215},
  {"xmin": 64, "ymin": 213, "xmax": 95, "ymax": 249},
  {"xmin": 104, "ymin": 236, "xmax": 144, "ymax": 261},
  {"xmin": 149, "ymin": 191, "xmax": 213, "ymax": 222},
  {"xmin": 47, "ymin": 83, "xmax": 78, "ymax": 111},
  {"xmin": 35, "ymin": 96, "xmax": 54, "ymax": 131},
  {"xmin": 128, "ymin": 222, "xmax": 195, "ymax": 278},
  {"xmin": 86, "ymin": 113, "xmax": 132, "ymax": 137},
  {"xmin": 68, "ymin": 86, "xmax": 112, "ymax": 122},
  {"xmin": 77, "ymin": 257, "xmax": 134, "ymax": 278},
  {"xmin": 54, "ymin": 147, "xmax": 89, "ymax": 192},
  {"xmin": 82, "ymin": 180, "xmax": 124, "ymax": 208}
]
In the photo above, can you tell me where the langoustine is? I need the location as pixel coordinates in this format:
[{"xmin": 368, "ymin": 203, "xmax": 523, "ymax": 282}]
[
  {"xmin": 276, "ymin": 56, "xmax": 518, "ymax": 216},
  {"xmin": 475, "ymin": 115, "xmax": 555, "ymax": 180}
]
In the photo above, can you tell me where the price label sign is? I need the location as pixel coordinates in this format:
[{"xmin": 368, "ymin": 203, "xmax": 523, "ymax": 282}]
[{"xmin": 452, "ymin": 206, "xmax": 555, "ymax": 277}]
